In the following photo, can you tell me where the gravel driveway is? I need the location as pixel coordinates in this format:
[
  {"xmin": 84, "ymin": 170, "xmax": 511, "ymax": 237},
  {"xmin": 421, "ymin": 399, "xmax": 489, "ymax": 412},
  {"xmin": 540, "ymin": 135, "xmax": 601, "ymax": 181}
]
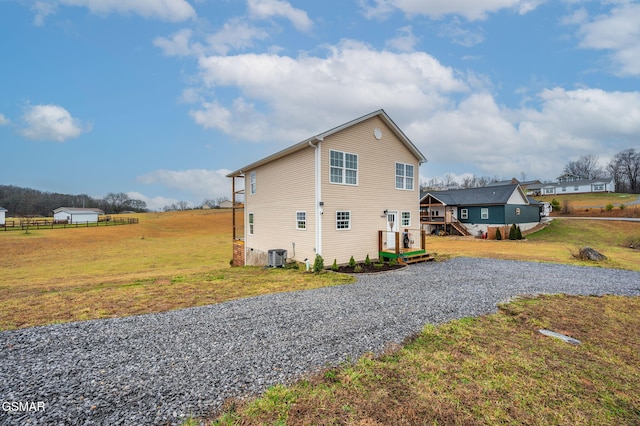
[{"xmin": 2, "ymin": 258, "xmax": 639, "ymax": 425}]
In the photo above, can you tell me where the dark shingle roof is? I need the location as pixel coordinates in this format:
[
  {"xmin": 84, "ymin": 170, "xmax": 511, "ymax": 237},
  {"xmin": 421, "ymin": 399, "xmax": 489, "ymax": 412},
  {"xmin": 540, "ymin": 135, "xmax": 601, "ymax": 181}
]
[{"xmin": 421, "ymin": 184, "xmax": 523, "ymax": 206}]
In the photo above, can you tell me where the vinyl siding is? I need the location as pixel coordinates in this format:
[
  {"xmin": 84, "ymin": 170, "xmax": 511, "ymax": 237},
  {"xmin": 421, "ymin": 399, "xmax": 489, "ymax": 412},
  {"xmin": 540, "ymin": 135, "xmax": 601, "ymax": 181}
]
[
  {"xmin": 320, "ymin": 115, "xmax": 420, "ymax": 264},
  {"xmin": 244, "ymin": 146, "xmax": 317, "ymax": 265}
]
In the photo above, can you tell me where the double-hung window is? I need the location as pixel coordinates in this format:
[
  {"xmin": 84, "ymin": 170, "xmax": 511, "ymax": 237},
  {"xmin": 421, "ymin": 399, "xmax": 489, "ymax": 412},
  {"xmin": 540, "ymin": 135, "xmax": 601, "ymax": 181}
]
[
  {"xmin": 336, "ymin": 211, "xmax": 351, "ymax": 230},
  {"xmin": 330, "ymin": 150, "xmax": 358, "ymax": 185},
  {"xmin": 395, "ymin": 163, "xmax": 414, "ymax": 190},
  {"xmin": 460, "ymin": 209, "xmax": 468, "ymax": 220},
  {"xmin": 248, "ymin": 213, "xmax": 254, "ymax": 235},
  {"xmin": 401, "ymin": 211, "xmax": 411, "ymax": 227},
  {"xmin": 296, "ymin": 211, "xmax": 306, "ymax": 230},
  {"xmin": 481, "ymin": 208, "xmax": 489, "ymax": 220},
  {"xmin": 250, "ymin": 171, "xmax": 256, "ymax": 195}
]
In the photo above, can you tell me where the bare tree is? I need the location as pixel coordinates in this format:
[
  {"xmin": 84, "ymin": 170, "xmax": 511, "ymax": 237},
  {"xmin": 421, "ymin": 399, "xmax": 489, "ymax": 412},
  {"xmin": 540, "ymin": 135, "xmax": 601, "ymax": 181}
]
[
  {"xmin": 563, "ymin": 154, "xmax": 604, "ymax": 179},
  {"xmin": 608, "ymin": 149, "xmax": 640, "ymax": 193}
]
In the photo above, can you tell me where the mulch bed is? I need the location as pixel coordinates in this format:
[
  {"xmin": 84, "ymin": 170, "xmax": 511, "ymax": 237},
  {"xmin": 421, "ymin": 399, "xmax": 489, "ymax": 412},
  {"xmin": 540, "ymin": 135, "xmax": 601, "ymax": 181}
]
[{"xmin": 333, "ymin": 263, "xmax": 405, "ymax": 273}]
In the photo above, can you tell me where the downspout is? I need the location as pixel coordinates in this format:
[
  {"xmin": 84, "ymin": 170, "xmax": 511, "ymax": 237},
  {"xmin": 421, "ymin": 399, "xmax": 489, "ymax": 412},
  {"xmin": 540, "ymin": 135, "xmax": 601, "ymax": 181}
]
[{"xmin": 309, "ymin": 137, "xmax": 323, "ymax": 257}]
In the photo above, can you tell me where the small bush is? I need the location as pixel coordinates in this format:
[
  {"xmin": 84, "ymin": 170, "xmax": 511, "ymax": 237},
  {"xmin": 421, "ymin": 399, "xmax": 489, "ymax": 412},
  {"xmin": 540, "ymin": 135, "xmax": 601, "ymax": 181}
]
[
  {"xmin": 606, "ymin": 203, "xmax": 614, "ymax": 212},
  {"xmin": 550, "ymin": 198, "xmax": 560, "ymax": 211},
  {"xmin": 353, "ymin": 264, "xmax": 363, "ymax": 273},
  {"xmin": 389, "ymin": 258, "xmax": 397, "ymax": 267},
  {"xmin": 496, "ymin": 228, "xmax": 502, "ymax": 240},
  {"xmin": 374, "ymin": 263, "xmax": 384, "ymax": 269},
  {"xmin": 348, "ymin": 256, "xmax": 356, "ymax": 268},
  {"xmin": 313, "ymin": 254, "xmax": 324, "ymax": 273},
  {"xmin": 364, "ymin": 254, "xmax": 371, "ymax": 266},
  {"xmin": 516, "ymin": 225, "xmax": 523, "ymax": 240},
  {"xmin": 509, "ymin": 224, "xmax": 517, "ymax": 240},
  {"xmin": 619, "ymin": 203, "xmax": 626, "ymax": 210},
  {"xmin": 331, "ymin": 259, "xmax": 339, "ymax": 271}
]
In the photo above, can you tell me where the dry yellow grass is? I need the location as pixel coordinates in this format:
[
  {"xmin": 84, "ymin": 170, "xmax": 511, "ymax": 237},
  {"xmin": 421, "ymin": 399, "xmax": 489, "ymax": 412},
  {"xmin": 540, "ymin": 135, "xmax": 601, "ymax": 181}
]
[
  {"xmin": 425, "ymin": 220, "xmax": 640, "ymax": 271},
  {"xmin": 0, "ymin": 210, "xmax": 351, "ymax": 330}
]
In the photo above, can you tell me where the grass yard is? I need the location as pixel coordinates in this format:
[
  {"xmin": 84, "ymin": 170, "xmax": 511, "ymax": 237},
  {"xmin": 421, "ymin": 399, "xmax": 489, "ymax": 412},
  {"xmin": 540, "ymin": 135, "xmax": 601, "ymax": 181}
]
[
  {"xmin": 209, "ymin": 295, "xmax": 640, "ymax": 425},
  {"xmin": 0, "ymin": 210, "xmax": 353, "ymax": 330},
  {"xmin": 2, "ymin": 208, "xmax": 639, "ymax": 425},
  {"xmin": 424, "ymin": 219, "xmax": 640, "ymax": 271}
]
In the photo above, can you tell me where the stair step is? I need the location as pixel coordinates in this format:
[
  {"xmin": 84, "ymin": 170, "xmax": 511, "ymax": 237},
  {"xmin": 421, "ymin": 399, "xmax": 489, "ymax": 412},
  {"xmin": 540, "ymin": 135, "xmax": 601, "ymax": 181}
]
[{"xmin": 401, "ymin": 254, "xmax": 434, "ymax": 264}]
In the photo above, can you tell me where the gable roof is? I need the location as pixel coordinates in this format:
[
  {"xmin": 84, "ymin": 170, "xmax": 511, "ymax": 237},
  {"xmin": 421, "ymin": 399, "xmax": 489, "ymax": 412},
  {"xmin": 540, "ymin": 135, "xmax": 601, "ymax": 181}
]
[
  {"xmin": 421, "ymin": 184, "xmax": 528, "ymax": 206},
  {"xmin": 227, "ymin": 109, "xmax": 426, "ymax": 177},
  {"xmin": 53, "ymin": 207, "xmax": 105, "ymax": 215}
]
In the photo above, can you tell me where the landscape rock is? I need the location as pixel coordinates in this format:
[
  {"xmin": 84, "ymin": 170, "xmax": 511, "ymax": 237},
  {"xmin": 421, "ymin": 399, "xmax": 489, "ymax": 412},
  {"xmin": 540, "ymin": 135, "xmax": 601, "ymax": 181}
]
[{"xmin": 579, "ymin": 246, "xmax": 607, "ymax": 261}]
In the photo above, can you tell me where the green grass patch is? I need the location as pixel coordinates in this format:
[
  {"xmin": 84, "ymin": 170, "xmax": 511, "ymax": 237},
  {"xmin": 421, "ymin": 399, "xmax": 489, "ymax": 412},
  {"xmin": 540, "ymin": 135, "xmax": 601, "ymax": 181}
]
[{"xmin": 206, "ymin": 295, "xmax": 640, "ymax": 425}]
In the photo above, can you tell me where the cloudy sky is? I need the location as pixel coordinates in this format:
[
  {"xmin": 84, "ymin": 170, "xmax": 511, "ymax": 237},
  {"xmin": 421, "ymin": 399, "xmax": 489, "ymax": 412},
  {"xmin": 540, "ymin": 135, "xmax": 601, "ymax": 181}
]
[{"xmin": 1, "ymin": 0, "xmax": 639, "ymax": 210}]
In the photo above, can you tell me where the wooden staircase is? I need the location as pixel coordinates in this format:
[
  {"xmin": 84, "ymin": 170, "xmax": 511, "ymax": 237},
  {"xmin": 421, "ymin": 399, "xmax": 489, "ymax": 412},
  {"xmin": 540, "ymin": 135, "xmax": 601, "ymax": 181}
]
[
  {"xmin": 399, "ymin": 252, "xmax": 435, "ymax": 264},
  {"xmin": 450, "ymin": 221, "xmax": 471, "ymax": 236}
]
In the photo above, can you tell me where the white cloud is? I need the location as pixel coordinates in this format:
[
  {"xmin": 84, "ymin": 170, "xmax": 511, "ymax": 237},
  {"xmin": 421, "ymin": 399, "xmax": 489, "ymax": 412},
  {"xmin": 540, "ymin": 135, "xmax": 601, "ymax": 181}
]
[
  {"xmin": 247, "ymin": 0, "xmax": 313, "ymax": 32},
  {"xmin": 20, "ymin": 104, "xmax": 89, "ymax": 142},
  {"xmin": 137, "ymin": 168, "xmax": 232, "ymax": 203},
  {"xmin": 0, "ymin": 113, "xmax": 10, "ymax": 126},
  {"xmin": 31, "ymin": 1, "xmax": 57, "ymax": 26},
  {"xmin": 438, "ymin": 17, "xmax": 484, "ymax": 46},
  {"xmin": 412, "ymin": 87, "xmax": 640, "ymax": 180},
  {"xmin": 56, "ymin": 0, "xmax": 196, "ymax": 22},
  {"xmin": 126, "ymin": 191, "xmax": 182, "ymax": 211},
  {"xmin": 205, "ymin": 18, "xmax": 270, "ymax": 55},
  {"xmin": 191, "ymin": 40, "xmax": 468, "ymax": 141},
  {"xmin": 574, "ymin": 2, "xmax": 640, "ymax": 76},
  {"xmin": 385, "ymin": 26, "xmax": 419, "ymax": 52},
  {"xmin": 154, "ymin": 28, "xmax": 202, "ymax": 57},
  {"xmin": 361, "ymin": 0, "xmax": 545, "ymax": 21}
]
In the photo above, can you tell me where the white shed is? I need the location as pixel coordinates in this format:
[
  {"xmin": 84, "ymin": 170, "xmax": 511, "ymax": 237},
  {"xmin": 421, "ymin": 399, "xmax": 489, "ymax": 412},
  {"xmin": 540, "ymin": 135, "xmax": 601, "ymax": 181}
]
[
  {"xmin": 53, "ymin": 207, "xmax": 104, "ymax": 224},
  {"xmin": 0, "ymin": 207, "xmax": 7, "ymax": 225}
]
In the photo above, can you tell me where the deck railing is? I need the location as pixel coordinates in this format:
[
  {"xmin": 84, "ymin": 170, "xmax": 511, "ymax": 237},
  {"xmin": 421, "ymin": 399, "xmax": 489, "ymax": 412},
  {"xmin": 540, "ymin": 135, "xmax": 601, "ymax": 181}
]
[{"xmin": 378, "ymin": 228, "xmax": 426, "ymax": 255}]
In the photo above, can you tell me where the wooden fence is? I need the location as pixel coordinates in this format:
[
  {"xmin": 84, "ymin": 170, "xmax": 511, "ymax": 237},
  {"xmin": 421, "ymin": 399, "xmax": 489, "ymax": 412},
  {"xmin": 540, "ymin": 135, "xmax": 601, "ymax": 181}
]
[{"xmin": 1, "ymin": 217, "xmax": 139, "ymax": 232}]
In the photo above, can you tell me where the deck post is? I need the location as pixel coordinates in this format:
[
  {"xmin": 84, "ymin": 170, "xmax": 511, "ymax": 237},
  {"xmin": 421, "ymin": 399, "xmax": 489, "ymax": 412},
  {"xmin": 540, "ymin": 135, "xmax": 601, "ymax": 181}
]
[
  {"xmin": 378, "ymin": 230, "xmax": 383, "ymax": 252},
  {"xmin": 395, "ymin": 232, "xmax": 400, "ymax": 255}
]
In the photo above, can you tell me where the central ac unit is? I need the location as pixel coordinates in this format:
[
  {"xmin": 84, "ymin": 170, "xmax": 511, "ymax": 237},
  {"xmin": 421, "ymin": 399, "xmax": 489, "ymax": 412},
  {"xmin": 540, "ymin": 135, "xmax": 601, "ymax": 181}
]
[{"xmin": 268, "ymin": 249, "xmax": 287, "ymax": 267}]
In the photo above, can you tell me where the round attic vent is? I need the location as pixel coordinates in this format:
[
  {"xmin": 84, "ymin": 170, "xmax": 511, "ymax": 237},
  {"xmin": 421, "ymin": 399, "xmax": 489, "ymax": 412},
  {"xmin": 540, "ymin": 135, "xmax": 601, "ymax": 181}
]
[{"xmin": 373, "ymin": 127, "xmax": 382, "ymax": 140}]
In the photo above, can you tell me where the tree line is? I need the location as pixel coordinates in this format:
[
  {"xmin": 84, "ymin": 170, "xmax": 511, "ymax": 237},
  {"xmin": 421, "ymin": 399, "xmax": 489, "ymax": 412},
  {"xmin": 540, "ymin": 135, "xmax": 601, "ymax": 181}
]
[
  {"xmin": 421, "ymin": 149, "xmax": 640, "ymax": 194},
  {"xmin": 0, "ymin": 185, "xmax": 148, "ymax": 217}
]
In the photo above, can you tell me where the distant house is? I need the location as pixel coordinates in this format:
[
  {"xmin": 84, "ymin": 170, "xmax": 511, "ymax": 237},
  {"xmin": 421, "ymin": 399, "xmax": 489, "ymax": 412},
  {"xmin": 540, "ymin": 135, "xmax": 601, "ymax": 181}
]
[
  {"xmin": 53, "ymin": 207, "xmax": 104, "ymax": 224},
  {"xmin": 420, "ymin": 184, "xmax": 542, "ymax": 237},
  {"xmin": 528, "ymin": 174, "xmax": 614, "ymax": 196},
  {"xmin": 218, "ymin": 200, "xmax": 233, "ymax": 209},
  {"xmin": 0, "ymin": 207, "xmax": 7, "ymax": 225},
  {"xmin": 227, "ymin": 109, "xmax": 428, "ymax": 266}
]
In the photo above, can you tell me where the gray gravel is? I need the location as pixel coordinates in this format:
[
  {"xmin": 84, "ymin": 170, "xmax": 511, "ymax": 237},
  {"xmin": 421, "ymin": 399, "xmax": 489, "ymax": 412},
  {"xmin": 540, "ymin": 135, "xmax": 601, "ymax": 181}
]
[{"xmin": 1, "ymin": 257, "xmax": 639, "ymax": 425}]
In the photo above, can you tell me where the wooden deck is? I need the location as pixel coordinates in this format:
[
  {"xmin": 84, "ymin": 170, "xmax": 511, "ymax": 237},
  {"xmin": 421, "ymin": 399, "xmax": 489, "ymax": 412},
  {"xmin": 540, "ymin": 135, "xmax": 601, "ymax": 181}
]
[{"xmin": 378, "ymin": 230, "xmax": 433, "ymax": 264}]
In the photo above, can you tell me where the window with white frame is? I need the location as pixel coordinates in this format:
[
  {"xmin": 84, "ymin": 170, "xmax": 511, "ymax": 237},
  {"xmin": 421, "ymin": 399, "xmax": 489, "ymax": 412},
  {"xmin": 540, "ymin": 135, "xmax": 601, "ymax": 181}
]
[
  {"xmin": 401, "ymin": 211, "xmax": 411, "ymax": 227},
  {"xmin": 395, "ymin": 163, "xmax": 414, "ymax": 190},
  {"xmin": 544, "ymin": 188, "xmax": 554, "ymax": 194},
  {"xmin": 336, "ymin": 211, "xmax": 351, "ymax": 230},
  {"xmin": 593, "ymin": 184, "xmax": 604, "ymax": 191},
  {"xmin": 481, "ymin": 208, "xmax": 489, "ymax": 220},
  {"xmin": 330, "ymin": 150, "xmax": 358, "ymax": 185},
  {"xmin": 460, "ymin": 209, "xmax": 468, "ymax": 219},
  {"xmin": 248, "ymin": 212, "xmax": 254, "ymax": 235},
  {"xmin": 296, "ymin": 211, "xmax": 306, "ymax": 230},
  {"xmin": 250, "ymin": 171, "xmax": 256, "ymax": 195}
]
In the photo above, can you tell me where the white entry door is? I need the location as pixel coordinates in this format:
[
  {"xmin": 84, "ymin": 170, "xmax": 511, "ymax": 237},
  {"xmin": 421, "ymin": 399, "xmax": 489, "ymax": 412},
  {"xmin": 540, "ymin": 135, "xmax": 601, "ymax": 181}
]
[{"xmin": 386, "ymin": 211, "xmax": 398, "ymax": 250}]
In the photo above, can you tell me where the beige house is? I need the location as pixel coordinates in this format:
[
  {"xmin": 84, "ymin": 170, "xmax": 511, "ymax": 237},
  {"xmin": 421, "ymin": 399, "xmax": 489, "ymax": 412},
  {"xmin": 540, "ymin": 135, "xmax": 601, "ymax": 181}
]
[{"xmin": 227, "ymin": 110, "xmax": 427, "ymax": 266}]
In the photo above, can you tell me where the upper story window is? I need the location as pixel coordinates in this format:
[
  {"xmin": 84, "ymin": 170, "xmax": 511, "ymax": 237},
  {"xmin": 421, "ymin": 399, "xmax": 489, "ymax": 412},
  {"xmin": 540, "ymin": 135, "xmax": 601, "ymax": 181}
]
[
  {"xmin": 330, "ymin": 150, "xmax": 358, "ymax": 185},
  {"xmin": 395, "ymin": 163, "xmax": 414, "ymax": 190},
  {"xmin": 481, "ymin": 208, "xmax": 489, "ymax": 220},
  {"xmin": 250, "ymin": 171, "xmax": 256, "ymax": 195}
]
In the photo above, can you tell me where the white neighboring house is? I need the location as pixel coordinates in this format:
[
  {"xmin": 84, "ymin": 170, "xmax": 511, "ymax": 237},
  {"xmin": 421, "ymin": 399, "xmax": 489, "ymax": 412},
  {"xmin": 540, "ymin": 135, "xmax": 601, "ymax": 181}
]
[
  {"xmin": 532, "ymin": 174, "xmax": 614, "ymax": 196},
  {"xmin": 0, "ymin": 207, "xmax": 7, "ymax": 225},
  {"xmin": 53, "ymin": 207, "xmax": 104, "ymax": 224},
  {"xmin": 218, "ymin": 200, "xmax": 233, "ymax": 209}
]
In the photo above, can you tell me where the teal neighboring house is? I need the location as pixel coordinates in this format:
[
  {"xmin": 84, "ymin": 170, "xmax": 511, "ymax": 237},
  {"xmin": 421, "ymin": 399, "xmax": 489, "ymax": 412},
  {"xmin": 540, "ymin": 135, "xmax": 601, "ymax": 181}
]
[{"xmin": 420, "ymin": 184, "xmax": 542, "ymax": 237}]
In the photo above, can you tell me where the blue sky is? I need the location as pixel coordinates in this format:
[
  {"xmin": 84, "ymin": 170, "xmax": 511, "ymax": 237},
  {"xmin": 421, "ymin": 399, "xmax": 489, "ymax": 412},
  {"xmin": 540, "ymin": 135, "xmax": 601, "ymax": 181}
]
[{"xmin": 1, "ymin": 0, "xmax": 639, "ymax": 210}]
